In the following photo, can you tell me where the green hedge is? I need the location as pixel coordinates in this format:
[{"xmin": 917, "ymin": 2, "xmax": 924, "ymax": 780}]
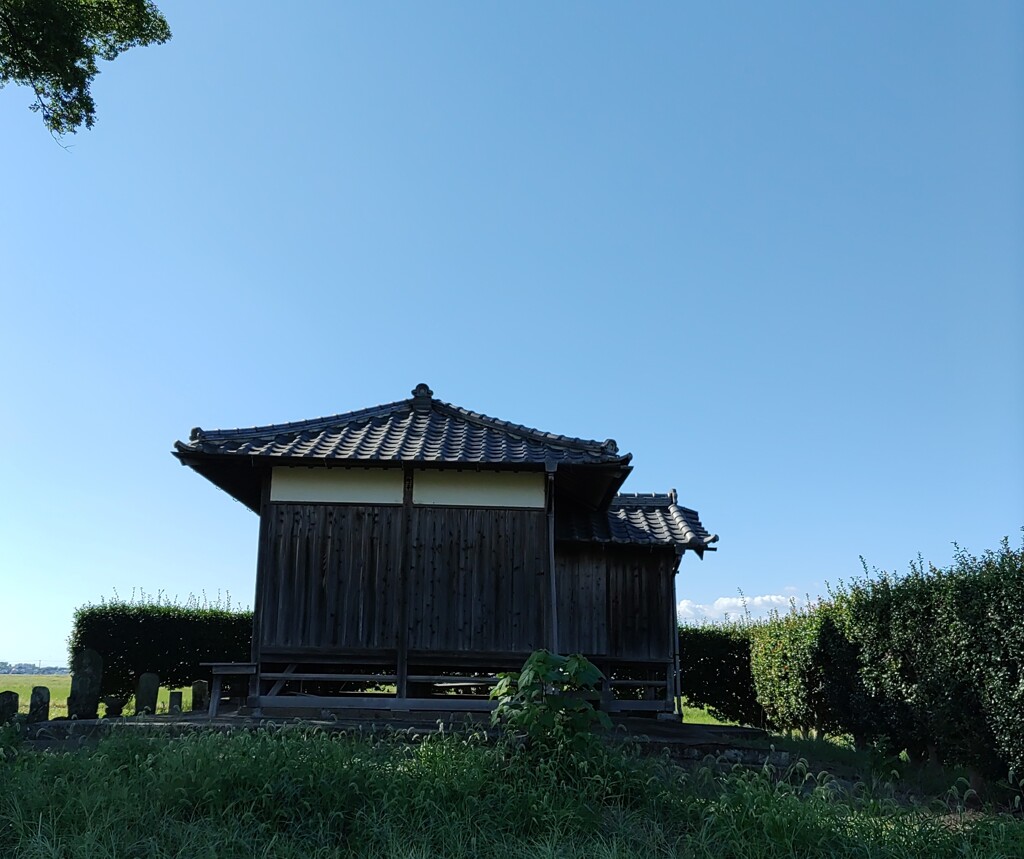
[
  {"xmin": 69, "ymin": 595, "xmax": 252, "ymax": 701},
  {"xmin": 840, "ymin": 537, "xmax": 1024, "ymax": 777},
  {"xmin": 748, "ymin": 604, "xmax": 873, "ymax": 744},
  {"xmin": 683, "ymin": 533, "xmax": 1023, "ymax": 779},
  {"xmin": 678, "ymin": 622, "xmax": 769, "ymax": 727}
]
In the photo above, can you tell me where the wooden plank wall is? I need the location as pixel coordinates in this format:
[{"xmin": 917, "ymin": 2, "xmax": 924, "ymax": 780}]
[
  {"xmin": 259, "ymin": 503, "xmax": 549, "ymax": 656},
  {"xmin": 555, "ymin": 547, "xmax": 608, "ymax": 655},
  {"xmin": 557, "ymin": 546, "xmax": 676, "ymax": 660},
  {"xmin": 406, "ymin": 507, "xmax": 548, "ymax": 653},
  {"xmin": 259, "ymin": 504, "xmax": 403, "ymax": 650}
]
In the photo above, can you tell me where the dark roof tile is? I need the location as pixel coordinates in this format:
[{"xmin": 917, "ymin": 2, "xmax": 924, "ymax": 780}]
[
  {"xmin": 175, "ymin": 384, "xmax": 630, "ymax": 467},
  {"xmin": 558, "ymin": 490, "xmax": 718, "ymax": 556}
]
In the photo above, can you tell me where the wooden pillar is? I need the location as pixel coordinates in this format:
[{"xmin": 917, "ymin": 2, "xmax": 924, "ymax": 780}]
[
  {"xmin": 248, "ymin": 475, "xmax": 273, "ymax": 705},
  {"xmin": 395, "ymin": 467, "xmax": 413, "ymax": 701},
  {"xmin": 668, "ymin": 554, "xmax": 682, "ymax": 715},
  {"xmin": 546, "ymin": 466, "xmax": 559, "ymax": 653}
]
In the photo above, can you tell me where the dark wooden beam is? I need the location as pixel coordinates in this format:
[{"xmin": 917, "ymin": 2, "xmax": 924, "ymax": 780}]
[
  {"xmin": 396, "ymin": 468, "xmax": 414, "ymax": 699},
  {"xmin": 248, "ymin": 476, "xmax": 273, "ymax": 706}
]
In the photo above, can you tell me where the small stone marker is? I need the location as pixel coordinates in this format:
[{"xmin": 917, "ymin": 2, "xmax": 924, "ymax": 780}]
[
  {"xmin": 28, "ymin": 686, "xmax": 50, "ymax": 723},
  {"xmin": 68, "ymin": 649, "xmax": 103, "ymax": 720},
  {"xmin": 191, "ymin": 680, "xmax": 209, "ymax": 713},
  {"xmin": 168, "ymin": 691, "xmax": 183, "ymax": 714},
  {"xmin": 0, "ymin": 691, "xmax": 18, "ymax": 724},
  {"xmin": 135, "ymin": 673, "xmax": 160, "ymax": 716}
]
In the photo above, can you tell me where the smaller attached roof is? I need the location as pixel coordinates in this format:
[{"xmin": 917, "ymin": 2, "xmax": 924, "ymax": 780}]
[
  {"xmin": 174, "ymin": 384, "xmax": 632, "ymax": 511},
  {"xmin": 557, "ymin": 490, "xmax": 718, "ymax": 558}
]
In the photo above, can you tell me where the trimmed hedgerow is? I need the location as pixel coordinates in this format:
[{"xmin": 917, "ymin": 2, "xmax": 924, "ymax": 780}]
[
  {"xmin": 747, "ymin": 603, "xmax": 874, "ymax": 744},
  {"xmin": 68, "ymin": 593, "xmax": 252, "ymax": 701},
  {"xmin": 678, "ymin": 621, "xmax": 769, "ymax": 727},
  {"xmin": 684, "ymin": 532, "xmax": 1023, "ymax": 780},
  {"xmin": 838, "ymin": 535, "xmax": 1024, "ymax": 778}
]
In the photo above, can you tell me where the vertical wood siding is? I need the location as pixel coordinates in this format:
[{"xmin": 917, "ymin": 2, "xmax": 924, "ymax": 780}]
[
  {"xmin": 260, "ymin": 503, "xmax": 549, "ymax": 656},
  {"xmin": 258, "ymin": 503, "xmax": 674, "ymax": 664},
  {"xmin": 556, "ymin": 546, "xmax": 676, "ymax": 660},
  {"xmin": 259, "ymin": 504, "xmax": 403, "ymax": 650},
  {"xmin": 406, "ymin": 507, "xmax": 548, "ymax": 652}
]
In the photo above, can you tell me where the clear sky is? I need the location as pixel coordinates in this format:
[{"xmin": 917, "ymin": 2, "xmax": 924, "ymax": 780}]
[{"xmin": 1, "ymin": 2, "xmax": 1021, "ymax": 666}]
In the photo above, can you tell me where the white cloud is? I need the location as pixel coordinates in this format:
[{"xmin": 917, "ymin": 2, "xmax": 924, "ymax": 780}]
[{"xmin": 677, "ymin": 593, "xmax": 800, "ymax": 622}]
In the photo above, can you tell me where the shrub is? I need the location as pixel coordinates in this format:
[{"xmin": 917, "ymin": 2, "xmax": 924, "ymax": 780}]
[
  {"xmin": 490, "ymin": 649, "xmax": 611, "ymax": 753},
  {"xmin": 748, "ymin": 606, "xmax": 857, "ymax": 737},
  {"xmin": 975, "ymin": 538, "xmax": 1024, "ymax": 778},
  {"xmin": 68, "ymin": 592, "xmax": 252, "ymax": 701},
  {"xmin": 678, "ymin": 621, "xmax": 769, "ymax": 727},
  {"xmin": 838, "ymin": 533, "xmax": 1024, "ymax": 777}
]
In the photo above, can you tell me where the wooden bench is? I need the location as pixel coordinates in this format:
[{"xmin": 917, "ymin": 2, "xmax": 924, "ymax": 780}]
[{"xmin": 200, "ymin": 663, "xmax": 256, "ymax": 718}]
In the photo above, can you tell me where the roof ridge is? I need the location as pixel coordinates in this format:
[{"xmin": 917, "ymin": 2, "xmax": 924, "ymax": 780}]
[
  {"xmin": 612, "ymin": 491, "xmax": 674, "ymax": 505},
  {"xmin": 190, "ymin": 397, "xmax": 410, "ymax": 442},
  {"xmin": 180, "ymin": 384, "xmax": 629, "ymax": 466},
  {"xmin": 432, "ymin": 399, "xmax": 619, "ymax": 455}
]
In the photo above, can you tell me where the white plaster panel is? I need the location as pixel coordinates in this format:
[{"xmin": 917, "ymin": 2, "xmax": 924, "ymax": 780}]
[
  {"xmin": 270, "ymin": 467, "xmax": 404, "ymax": 504},
  {"xmin": 412, "ymin": 470, "xmax": 545, "ymax": 508}
]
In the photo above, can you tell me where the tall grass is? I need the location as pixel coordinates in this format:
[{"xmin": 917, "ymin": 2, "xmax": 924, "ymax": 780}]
[{"xmin": 1, "ymin": 726, "xmax": 1021, "ymax": 858}]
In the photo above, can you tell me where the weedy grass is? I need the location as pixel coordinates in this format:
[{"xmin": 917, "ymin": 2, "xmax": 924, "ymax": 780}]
[{"xmin": 1, "ymin": 726, "xmax": 1022, "ymax": 858}]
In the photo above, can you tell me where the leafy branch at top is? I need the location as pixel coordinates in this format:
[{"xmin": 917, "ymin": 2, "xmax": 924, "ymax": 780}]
[{"xmin": 0, "ymin": 0, "xmax": 170, "ymax": 136}]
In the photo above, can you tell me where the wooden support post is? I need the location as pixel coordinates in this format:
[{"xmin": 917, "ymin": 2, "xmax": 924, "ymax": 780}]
[
  {"xmin": 396, "ymin": 467, "xmax": 413, "ymax": 701},
  {"xmin": 669, "ymin": 557, "xmax": 681, "ymax": 716},
  {"xmin": 249, "ymin": 477, "xmax": 273, "ymax": 708},
  {"xmin": 546, "ymin": 467, "xmax": 559, "ymax": 653}
]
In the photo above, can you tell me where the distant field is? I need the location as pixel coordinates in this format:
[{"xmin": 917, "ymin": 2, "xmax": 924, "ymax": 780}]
[{"xmin": 0, "ymin": 674, "xmax": 194, "ymax": 718}]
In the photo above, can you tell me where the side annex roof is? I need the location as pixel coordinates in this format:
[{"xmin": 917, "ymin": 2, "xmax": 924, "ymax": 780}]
[{"xmin": 557, "ymin": 490, "xmax": 719, "ymax": 557}]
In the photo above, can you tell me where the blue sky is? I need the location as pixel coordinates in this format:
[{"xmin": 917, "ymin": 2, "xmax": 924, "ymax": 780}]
[{"xmin": 1, "ymin": 2, "xmax": 1021, "ymax": 665}]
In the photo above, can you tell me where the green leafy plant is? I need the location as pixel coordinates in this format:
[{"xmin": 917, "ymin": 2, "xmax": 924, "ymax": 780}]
[{"xmin": 490, "ymin": 649, "xmax": 611, "ymax": 752}]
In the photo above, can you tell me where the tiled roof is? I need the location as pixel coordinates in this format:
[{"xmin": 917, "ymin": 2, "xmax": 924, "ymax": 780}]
[
  {"xmin": 175, "ymin": 384, "xmax": 630, "ymax": 467},
  {"xmin": 558, "ymin": 490, "xmax": 718, "ymax": 556}
]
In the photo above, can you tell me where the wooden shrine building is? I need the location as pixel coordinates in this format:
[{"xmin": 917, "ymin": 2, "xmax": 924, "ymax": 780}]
[{"xmin": 173, "ymin": 384, "xmax": 717, "ymax": 716}]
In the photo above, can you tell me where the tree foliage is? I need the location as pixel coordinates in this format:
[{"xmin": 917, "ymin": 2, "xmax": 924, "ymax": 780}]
[{"xmin": 0, "ymin": 0, "xmax": 170, "ymax": 134}]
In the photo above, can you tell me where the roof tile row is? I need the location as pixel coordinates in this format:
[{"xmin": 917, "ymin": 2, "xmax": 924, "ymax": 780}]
[
  {"xmin": 177, "ymin": 385, "xmax": 628, "ymax": 466},
  {"xmin": 560, "ymin": 492, "xmax": 718, "ymax": 555}
]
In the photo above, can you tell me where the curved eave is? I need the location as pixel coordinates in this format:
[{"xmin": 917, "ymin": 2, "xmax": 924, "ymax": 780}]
[
  {"xmin": 172, "ymin": 449, "xmax": 266, "ymax": 513},
  {"xmin": 555, "ymin": 533, "xmax": 717, "ymax": 559},
  {"xmin": 172, "ymin": 446, "xmax": 633, "ymax": 512}
]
